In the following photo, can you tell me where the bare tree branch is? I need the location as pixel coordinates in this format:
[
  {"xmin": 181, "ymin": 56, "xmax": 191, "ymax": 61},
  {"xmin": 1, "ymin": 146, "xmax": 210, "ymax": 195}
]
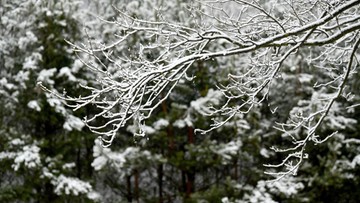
[{"xmin": 39, "ymin": 0, "xmax": 360, "ymax": 179}]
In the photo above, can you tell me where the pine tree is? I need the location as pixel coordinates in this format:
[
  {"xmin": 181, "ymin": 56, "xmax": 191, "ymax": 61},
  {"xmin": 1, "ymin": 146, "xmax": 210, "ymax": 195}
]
[{"xmin": 0, "ymin": 1, "xmax": 99, "ymax": 202}]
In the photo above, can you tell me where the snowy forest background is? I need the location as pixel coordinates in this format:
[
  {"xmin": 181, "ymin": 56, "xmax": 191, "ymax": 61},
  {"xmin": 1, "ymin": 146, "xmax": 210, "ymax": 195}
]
[{"xmin": 1, "ymin": 0, "xmax": 360, "ymax": 202}]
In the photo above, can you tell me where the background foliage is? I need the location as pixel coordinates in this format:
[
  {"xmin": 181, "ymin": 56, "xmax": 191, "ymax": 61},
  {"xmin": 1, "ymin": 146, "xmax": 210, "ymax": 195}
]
[{"xmin": 1, "ymin": 0, "xmax": 360, "ymax": 202}]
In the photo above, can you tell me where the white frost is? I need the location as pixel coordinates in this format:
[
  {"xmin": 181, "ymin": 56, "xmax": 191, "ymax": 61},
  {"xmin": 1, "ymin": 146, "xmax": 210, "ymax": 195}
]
[
  {"xmin": 212, "ymin": 139, "xmax": 242, "ymax": 162},
  {"xmin": 0, "ymin": 77, "xmax": 15, "ymax": 90},
  {"xmin": 53, "ymin": 175, "xmax": 92, "ymax": 196},
  {"xmin": 173, "ymin": 119, "xmax": 186, "ymax": 128},
  {"xmin": 242, "ymin": 177, "xmax": 304, "ymax": 203},
  {"xmin": 91, "ymin": 139, "xmax": 163, "ymax": 172},
  {"xmin": 27, "ymin": 100, "xmax": 41, "ymax": 111},
  {"xmin": 12, "ymin": 144, "xmax": 41, "ymax": 171},
  {"xmin": 37, "ymin": 68, "xmax": 57, "ymax": 85},
  {"xmin": 72, "ymin": 59, "xmax": 83, "ymax": 72},
  {"xmin": 298, "ymin": 73, "xmax": 313, "ymax": 83},
  {"xmin": 47, "ymin": 97, "xmax": 66, "ymax": 115},
  {"xmin": 18, "ymin": 31, "xmax": 37, "ymax": 50},
  {"xmin": 153, "ymin": 118, "xmax": 169, "ymax": 130},
  {"xmin": 87, "ymin": 191, "xmax": 102, "ymax": 202},
  {"xmin": 190, "ymin": 89, "xmax": 223, "ymax": 115},
  {"xmin": 62, "ymin": 162, "xmax": 76, "ymax": 170},
  {"xmin": 260, "ymin": 148, "xmax": 271, "ymax": 158},
  {"xmin": 92, "ymin": 155, "xmax": 108, "ymax": 171},
  {"xmin": 126, "ymin": 123, "xmax": 156, "ymax": 135},
  {"xmin": 58, "ymin": 67, "xmax": 77, "ymax": 82},
  {"xmin": 10, "ymin": 138, "xmax": 25, "ymax": 146},
  {"xmin": 351, "ymin": 155, "xmax": 360, "ymax": 168},
  {"xmin": 14, "ymin": 70, "xmax": 30, "ymax": 86},
  {"xmin": 63, "ymin": 115, "xmax": 85, "ymax": 131}
]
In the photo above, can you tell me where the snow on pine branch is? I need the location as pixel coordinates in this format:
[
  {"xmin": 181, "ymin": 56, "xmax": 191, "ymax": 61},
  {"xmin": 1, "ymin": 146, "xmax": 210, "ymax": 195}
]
[{"xmin": 39, "ymin": 0, "xmax": 360, "ymax": 179}]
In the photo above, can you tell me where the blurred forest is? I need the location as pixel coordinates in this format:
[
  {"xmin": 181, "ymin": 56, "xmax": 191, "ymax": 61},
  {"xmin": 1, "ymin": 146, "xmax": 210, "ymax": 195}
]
[{"xmin": 1, "ymin": 0, "xmax": 360, "ymax": 202}]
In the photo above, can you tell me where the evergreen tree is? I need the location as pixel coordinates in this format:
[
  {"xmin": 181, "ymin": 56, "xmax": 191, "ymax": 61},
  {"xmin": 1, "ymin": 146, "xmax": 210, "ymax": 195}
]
[
  {"xmin": 0, "ymin": 1, "xmax": 99, "ymax": 202},
  {"xmin": 2, "ymin": 0, "xmax": 360, "ymax": 202}
]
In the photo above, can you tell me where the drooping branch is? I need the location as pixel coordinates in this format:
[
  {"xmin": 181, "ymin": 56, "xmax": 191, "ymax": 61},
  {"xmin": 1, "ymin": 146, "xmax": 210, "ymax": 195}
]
[
  {"xmin": 39, "ymin": 0, "xmax": 360, "ymax": 178},
  {"xmin": 264, "ymin": 35, "xmax": 360, "ymax": 181}
]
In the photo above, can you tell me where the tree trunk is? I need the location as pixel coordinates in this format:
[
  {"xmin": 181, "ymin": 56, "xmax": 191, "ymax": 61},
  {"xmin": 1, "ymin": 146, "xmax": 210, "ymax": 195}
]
[
  {"xmin": 126, "ymin": 175, "xmax": 132, "ymax": 202},
  {"xmin": 158, "ymin": 164, "xmax": 164, "ymax": 203},
  {"xmin": 187, "ymin": 126, "xmax": 194, "ymax": 144},
  {"xmin": 161, "ymin": 101, "xmax": 174, "ymax": 153},
  {"xmin": 185, "ymin": 126, "xmax": 195, "ymax": 200},
  {"xmin": 134, "ymin": 169, "xmax": 139, "ymax": 203},
  {"xmin": 233, "ymin": 159, "xmax": 238, "ymax": 180}
]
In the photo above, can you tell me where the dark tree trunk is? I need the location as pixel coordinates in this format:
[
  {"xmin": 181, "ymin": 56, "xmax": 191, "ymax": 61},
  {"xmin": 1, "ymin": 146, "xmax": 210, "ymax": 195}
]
[
  {"xmin": 158, "ymin": 164, "xmax": 164, "ymax": 203},
  {"xmin": 126, "ymin": 175, "xmax": 132, "ymax": 202},
  {"xmin": 134, "ymin": 169, "xmax": 139, "ymax": 203},
  {"xmin": 185, "ymin": 126, "xmax": 195, "ymax": 200}
]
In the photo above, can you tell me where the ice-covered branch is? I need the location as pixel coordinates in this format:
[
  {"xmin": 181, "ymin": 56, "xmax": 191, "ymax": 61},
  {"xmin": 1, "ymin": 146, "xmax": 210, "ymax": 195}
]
[
  {"xmin": 265, "ymin": 35, "xmax": 360, "ymax": 181},
  {"xmin": 40, "ymin": 0, "xmax": 360, "ymax": 177}
]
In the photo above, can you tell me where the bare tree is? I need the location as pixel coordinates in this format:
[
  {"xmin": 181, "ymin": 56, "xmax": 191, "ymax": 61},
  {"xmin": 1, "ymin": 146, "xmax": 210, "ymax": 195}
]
[{"xmin": 39, "ymin": 0, "xmax": 360, "ymax": 180}]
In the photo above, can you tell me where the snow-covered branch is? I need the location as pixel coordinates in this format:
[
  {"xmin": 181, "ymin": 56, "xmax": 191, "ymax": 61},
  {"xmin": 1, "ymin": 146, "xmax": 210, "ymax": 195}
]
[{"xmin": 40, "ymin": 0, "xmax": 360, "ymax": 178}]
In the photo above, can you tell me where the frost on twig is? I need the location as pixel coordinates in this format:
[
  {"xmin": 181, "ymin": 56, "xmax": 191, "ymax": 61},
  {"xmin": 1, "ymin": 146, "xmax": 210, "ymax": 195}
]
[{"xmin": 39, "ymin": 0, "xmax": 360, "ymax": 179}]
